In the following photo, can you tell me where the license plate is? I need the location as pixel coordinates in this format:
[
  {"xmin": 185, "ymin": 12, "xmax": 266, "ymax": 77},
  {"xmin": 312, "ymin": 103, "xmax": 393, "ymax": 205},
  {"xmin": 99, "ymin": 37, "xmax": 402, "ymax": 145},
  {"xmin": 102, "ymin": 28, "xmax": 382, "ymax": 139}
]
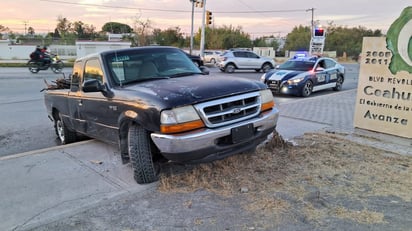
[{"xmin": 231, "ymin": 124, "xmax": 254, "ymax": 143}]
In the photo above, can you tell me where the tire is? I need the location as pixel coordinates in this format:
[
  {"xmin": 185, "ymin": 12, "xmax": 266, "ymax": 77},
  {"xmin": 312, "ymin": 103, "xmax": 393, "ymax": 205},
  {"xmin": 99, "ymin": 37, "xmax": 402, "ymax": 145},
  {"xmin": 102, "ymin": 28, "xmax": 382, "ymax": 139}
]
[
  {"xmin": 224, "ymin": 63, "xmax": 236, "ymax": 73},
  {"xmin": 51, "ymin": 61, "xmax": 64, "ymax": 74},
  {"xmin": 27, "ymin": 61, "xmax": 40, "ymax": 73},
  {"xmin": 301, "ymin": 80, "xmax": 313, "ymax": 97},
  {"xmin": 262, "ymin": 63, "xmax": 272, "ymax": 73},
  {"xmin": 128, "ymin": 124, "xmax": 158, "ymax": 184},
  {"xmin": 54, "ymin": 112, "xmax": 77, "ymax": 144},
  {"xmin": 333, "ymin": 76, "xmax": 344, "ymax": 91},
  {"xmin": 210, "ymin": 58, "xmax": 216, "ymax": 64}
]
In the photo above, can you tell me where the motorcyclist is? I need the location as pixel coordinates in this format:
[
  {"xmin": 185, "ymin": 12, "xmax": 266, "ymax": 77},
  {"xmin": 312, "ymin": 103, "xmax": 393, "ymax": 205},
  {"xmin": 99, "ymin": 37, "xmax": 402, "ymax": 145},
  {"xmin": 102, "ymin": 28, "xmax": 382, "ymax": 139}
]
[
  {"xmin": 30, "ymin": 46, "xmax": 42, "ymax": 61},
  {"xmin": 40, "ymin": 46, "xmax": 51, "ymax": 66}
]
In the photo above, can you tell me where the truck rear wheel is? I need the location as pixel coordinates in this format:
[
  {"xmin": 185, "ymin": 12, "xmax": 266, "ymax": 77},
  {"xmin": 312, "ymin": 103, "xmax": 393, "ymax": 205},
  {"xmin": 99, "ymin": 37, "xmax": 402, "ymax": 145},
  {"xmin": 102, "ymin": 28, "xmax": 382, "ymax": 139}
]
[
  {"xmin": 128, "ymin": 124, "xmax": 158, "ymax": 184},
  {"xmin": 54, "ymin": 112, "xmax": 77, "ymax": 144}
]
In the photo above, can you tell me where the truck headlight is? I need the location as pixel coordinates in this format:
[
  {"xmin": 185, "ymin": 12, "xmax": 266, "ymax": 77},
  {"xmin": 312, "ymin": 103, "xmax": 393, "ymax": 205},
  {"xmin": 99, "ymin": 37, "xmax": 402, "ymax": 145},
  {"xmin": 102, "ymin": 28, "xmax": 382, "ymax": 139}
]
[
  {"xmin": 160, "ymin": 105, "xmax": 205, "ymax": 134},
  {"xmin": 260, "ymin": 89, "xmax": 275, "ymax": 112}
]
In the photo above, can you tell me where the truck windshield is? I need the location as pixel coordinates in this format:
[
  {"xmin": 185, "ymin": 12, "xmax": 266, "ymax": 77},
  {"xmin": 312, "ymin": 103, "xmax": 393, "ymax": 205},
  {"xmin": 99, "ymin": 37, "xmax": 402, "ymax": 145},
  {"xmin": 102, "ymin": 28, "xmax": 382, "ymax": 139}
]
[{"xmin": 106, "ymin": 48, "xmax": 202, "ymax": 85}]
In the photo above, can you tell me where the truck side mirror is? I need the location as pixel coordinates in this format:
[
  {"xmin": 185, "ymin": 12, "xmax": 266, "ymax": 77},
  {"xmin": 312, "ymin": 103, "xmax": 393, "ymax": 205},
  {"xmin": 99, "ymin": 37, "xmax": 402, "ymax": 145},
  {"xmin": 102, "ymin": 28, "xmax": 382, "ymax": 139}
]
[
  {"xmin": 82, "ymin": 79, "xmax": 104, "ymax": 92},
  {"xmin": 199, "ymin": 66, "xmax": 210, "ymax": 75},
  {"xmin": 82, "ymin": 79, "xmax": 114, "ymax": 98}
]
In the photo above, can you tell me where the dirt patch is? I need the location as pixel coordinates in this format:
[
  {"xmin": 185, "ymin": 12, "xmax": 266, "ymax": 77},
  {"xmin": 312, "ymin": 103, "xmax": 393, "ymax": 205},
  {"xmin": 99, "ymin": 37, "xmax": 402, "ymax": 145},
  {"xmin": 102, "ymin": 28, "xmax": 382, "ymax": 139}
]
[
  {"xmin": 30, "ymin": 131, "xmax": 412, "ymax": 231},
  {"xmin": 158, "ymin": 131, "xmax": 412, "ymax": 229}
]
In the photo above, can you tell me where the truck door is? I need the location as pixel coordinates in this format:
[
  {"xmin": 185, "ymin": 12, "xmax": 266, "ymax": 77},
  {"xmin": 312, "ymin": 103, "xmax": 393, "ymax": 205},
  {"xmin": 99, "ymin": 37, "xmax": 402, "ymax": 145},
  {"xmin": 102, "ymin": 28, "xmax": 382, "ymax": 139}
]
[
  {"xmin": 77, "ymin": 58, "xmax": 120, "ymax": 143},
  {"xmin": 67, "ymin": 61, "xmax": 84, "ymax": 132}
]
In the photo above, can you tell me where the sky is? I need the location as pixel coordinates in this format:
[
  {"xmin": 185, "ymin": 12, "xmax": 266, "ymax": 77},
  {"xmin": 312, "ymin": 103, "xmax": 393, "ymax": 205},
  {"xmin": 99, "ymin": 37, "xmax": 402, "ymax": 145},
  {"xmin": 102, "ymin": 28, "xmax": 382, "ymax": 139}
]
[{"xmin": 1, "ymin": 0, "xmax": 410, "ymax": 38}]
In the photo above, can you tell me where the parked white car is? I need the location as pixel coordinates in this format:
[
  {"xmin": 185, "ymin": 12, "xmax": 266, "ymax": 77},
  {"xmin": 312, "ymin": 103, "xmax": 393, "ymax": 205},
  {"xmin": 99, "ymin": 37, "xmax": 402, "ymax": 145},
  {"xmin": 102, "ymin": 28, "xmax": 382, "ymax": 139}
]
[{"xmin": 203, "ymin": 50, "xmax": 222, "ymax": 64}]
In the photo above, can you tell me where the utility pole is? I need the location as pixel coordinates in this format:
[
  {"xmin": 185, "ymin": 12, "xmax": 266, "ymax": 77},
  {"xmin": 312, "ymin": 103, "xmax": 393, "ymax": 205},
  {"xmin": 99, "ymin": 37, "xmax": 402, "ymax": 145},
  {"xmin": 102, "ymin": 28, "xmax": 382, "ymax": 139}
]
[
  {"xmin": 306, "ymin": 8, "xmax": 314, "ymax": 37},
  {"xmin": 23, "ymin": 21, "xmax": 28, "ymax": 35},
  {"xmin": 189, "ymin": 0, "xmax": 195, "ymax": 54},
  {"xmin": 199, "ymin": 0, "xmax": 206, "ymax": 57}
]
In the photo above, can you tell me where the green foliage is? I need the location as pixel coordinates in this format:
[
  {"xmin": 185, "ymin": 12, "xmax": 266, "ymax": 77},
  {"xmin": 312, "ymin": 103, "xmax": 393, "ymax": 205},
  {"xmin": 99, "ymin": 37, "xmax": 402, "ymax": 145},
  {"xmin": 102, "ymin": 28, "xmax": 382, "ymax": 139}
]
[
  {"xmin": 1, "ymin": 16, "xmax": 384, "ymax": 59},
  {"xmin": 102, "ymin": 22, "xmax": 132, "ymax": 34},
  {"xmin": 152, "ymin": 27, "xmax": 185, "ymax": 47},
  {"xmin": 253, "ymin": 36, "xmax": 279, "ymax": 49},
  {"xmin": 325, "ymin": 24, "xmax": 382, "ymax": 57},
  {"xmin": 283, "ymin": 23, "xmax": 383, "ymax": 58},
  {"xmin": 0, "ymin": 24, "xmax": 10, "ymax": 39},
  {"xmin": 56, "ymin": 16, "xmax": 72, "ymax": 37},
  {"xmin": 196, "ymin": 25, "xmax": 252, "ymax": 50},
  {"xmin": 284, "ymin": 25, "xmax": 311, "ymax": 52}
]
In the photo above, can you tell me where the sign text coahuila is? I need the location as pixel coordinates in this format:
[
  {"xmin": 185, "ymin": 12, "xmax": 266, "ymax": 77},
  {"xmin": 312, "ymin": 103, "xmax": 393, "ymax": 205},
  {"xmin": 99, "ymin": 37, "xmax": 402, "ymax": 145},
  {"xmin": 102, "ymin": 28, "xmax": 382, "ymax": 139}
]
[{"xmin": 354, "ymin": 7, "xmax": 412, "ymax": 138}]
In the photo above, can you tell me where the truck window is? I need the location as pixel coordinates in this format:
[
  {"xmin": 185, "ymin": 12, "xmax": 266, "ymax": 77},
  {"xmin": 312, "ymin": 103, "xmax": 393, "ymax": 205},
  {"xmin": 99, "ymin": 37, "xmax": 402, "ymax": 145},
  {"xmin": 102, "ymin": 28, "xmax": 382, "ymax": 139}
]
[
  {"xmin": 70, "ymin": 61, "xmax": 82, "ymax": 92},
  {"xmin": 83, "ymin": 59, "xmax": 103, "ymax": 84}
]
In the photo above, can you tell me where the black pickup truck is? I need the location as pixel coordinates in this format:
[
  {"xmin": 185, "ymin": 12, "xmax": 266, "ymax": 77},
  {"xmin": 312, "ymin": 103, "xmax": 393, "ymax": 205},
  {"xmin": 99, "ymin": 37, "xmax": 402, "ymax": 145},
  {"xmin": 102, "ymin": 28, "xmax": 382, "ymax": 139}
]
[{"xmin": 43, "ymin": 46, "xmax": 279, "ymax": 184}]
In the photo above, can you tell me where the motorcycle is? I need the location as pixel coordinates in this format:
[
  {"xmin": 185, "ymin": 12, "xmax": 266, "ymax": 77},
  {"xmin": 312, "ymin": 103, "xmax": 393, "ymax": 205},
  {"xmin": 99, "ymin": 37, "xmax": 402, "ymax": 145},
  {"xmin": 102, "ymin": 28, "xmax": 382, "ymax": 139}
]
[{"xmin": 27, "ymin": 53, "xmax": 64, "ymax": 74}]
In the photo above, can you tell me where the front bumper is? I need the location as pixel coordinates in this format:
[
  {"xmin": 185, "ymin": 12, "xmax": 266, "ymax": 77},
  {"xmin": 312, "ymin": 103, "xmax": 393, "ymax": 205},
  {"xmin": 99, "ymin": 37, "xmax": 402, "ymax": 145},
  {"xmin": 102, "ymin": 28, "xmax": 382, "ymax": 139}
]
[
  {"xmin": 151, "ymin": 107, "xmax": 279, "ymax": 163},
  {"xmin": 266, "ymin": 81, "xmax": 303, "ymax": 96},
  {"xmin": 216, "ymin": 61, "xmax": 226, "ymax": 69}
]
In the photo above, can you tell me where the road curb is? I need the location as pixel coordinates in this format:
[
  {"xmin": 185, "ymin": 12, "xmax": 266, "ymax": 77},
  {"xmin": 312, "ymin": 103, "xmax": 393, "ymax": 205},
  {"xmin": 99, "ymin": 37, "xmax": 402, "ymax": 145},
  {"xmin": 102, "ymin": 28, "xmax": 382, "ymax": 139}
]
[{"xmin": 0, "ymin": 139, "xmax": 95, "ymax": 161}]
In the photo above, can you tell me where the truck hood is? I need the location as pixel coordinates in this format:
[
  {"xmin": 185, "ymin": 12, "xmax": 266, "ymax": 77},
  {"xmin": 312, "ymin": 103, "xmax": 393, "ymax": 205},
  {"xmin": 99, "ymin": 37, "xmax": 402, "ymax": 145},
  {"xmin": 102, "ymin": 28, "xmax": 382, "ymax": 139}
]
[{"xmin": 120, "ymin": 75, "xmax": 266, "ymax": 108}]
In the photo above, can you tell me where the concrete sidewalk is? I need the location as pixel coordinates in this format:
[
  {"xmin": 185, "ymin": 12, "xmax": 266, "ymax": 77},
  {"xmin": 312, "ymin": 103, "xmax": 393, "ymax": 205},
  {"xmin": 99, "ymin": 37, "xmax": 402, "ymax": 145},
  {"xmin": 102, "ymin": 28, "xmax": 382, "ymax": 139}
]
[
  {"xmin": 0, "ymin": 89, "xmax": 410, "ymax": 231},
  {"xmin": 0, "ymin": 141, "xmax": 153, "ymax": 231}
]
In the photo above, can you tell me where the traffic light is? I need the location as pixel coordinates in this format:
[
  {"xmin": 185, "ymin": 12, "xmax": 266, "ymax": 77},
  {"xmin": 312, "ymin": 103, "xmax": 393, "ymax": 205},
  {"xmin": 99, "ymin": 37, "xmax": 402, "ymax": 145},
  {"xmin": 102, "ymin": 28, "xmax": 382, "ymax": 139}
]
[
  {"xmin": 314, "ymin": 27, "xmax": 325, "ymax": 37},
  {"xmin": 206, "ymin": 10, "xmax": 213, "ymax": 25},
  {"xmin": 195, "ymin": 0, "xmax": 203, "ymax": 8}
]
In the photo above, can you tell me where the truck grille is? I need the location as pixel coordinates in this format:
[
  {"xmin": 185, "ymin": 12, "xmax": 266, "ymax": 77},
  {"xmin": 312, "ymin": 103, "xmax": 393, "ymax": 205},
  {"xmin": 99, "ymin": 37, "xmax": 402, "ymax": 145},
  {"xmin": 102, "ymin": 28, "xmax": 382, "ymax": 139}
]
[{"xmin": 194, "ymin": 92, "xmax": 261, "ymax": 128}]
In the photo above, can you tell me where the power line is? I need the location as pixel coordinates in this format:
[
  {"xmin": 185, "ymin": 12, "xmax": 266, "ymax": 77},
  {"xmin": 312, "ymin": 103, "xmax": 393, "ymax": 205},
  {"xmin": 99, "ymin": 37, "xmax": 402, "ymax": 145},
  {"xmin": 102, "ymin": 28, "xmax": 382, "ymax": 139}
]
[
  {"xmin": 215, "ymin": 9, "xmax": 308, "ymax": 14},
  {"xmin": 39, "ymin": 0, "xmax": 307, "ymax": 14},
  {"xmin": 39, "ymin": 0, "xmax": 188, "ymax": 12}
]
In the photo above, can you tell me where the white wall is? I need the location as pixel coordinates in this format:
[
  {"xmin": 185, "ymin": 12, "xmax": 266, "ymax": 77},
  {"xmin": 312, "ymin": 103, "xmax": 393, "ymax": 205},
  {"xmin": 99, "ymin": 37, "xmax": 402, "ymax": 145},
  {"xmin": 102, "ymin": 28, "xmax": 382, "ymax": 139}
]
[
  {"xmin": 76, "ymin": 41, "xmax": 132, "ymax": 58},
  {"xmin": 0, "ymin": 40, "xmax": 131, "ymax": 60},
  {"xmin": 253, "ymin": 47, "xmax": 276, "ymax": 58}
]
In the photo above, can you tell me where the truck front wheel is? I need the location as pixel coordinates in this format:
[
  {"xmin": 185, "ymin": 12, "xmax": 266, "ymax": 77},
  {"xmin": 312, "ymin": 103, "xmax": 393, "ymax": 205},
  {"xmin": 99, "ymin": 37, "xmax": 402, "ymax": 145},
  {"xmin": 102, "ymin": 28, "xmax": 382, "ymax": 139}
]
[{"xmin": 128, "ymin": 124, "xmax": 158, "ymax": 184}]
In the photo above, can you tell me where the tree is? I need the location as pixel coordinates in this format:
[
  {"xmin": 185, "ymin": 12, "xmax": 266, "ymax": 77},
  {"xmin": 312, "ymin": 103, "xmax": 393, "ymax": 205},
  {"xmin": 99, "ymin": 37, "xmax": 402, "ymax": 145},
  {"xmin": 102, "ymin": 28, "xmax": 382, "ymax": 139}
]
[
  {"xmin": 53, "ymin": 28, "xmax": 61, "ymax": 39},
  {"xmin": 325, "ymin": 22, "xmax": 383, "ymax": 57},
  {"xmin": 27, "ymin": 27, "xmax": 35, "ymax": 36},
  {"xmin": 196, "ymin": 25, "xmax": 252, "ymax": 50},
  {"xmin": 132, "ymin": 18, "xmax": 152, "ymax": 46},
  {"xmin": 0, "ymin": 24, "xmax": 10, "ymax": 39},
  {"xmin": 253, "ymin": 36, "xmax": 279, "ymax": 50},
  {"xmin": 283, "ymin": 23, "xmax": 383, "ymax": 58},
  {"xmin": 101, "ymin": 22, "xmax": 132, "ymax": 34},
  {"xmin": 72, "ymin": 21, "xmax": 97, "ymax": 39},
  {"xmin": 283, "ymin": 25, "xmax": 311, "ymax": 52},
  {"xmin": 152, "ymin": 27, "xmax": 185, "ymax": 47},
  {"xmin": 56, "ymin": 16, "xmax": 72, "ymax": 37}
]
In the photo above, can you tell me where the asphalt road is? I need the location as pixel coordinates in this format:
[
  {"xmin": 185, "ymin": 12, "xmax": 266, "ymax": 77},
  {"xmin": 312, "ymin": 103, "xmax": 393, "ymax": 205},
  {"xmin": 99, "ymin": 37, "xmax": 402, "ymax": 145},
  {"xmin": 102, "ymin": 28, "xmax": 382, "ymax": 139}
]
[{"xmin": 0, "ymin": 64, "xmax": 359, "ymax": 157}]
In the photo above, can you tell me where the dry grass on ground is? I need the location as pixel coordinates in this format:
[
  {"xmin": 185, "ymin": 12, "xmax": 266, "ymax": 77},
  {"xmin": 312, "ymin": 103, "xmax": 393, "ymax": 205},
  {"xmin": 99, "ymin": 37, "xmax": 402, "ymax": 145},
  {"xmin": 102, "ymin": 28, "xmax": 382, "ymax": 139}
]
[{"xmin": 158, "ymin": 132, "xmax": 411, "ymax": 224}]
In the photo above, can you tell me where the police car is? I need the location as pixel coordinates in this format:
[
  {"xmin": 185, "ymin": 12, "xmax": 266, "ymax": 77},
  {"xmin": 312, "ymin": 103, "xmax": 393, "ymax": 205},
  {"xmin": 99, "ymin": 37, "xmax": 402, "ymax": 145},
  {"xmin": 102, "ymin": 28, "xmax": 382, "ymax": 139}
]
[{"xmin": 260, "ymin": 54, "xmax": 345, "ymax": 97}]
